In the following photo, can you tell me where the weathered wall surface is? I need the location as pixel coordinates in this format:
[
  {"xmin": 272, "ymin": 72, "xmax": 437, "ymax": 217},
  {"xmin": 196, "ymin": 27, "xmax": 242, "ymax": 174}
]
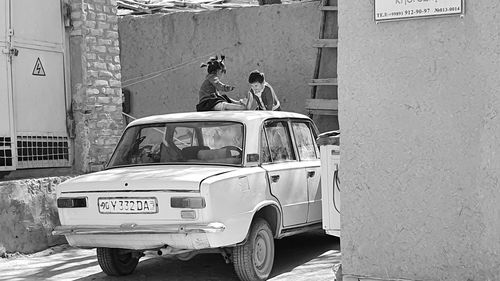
[
  {"xmin": 118, "ymin": 2, "xmax": 320, "ymax": 118},
  {"xmin": 340, "ymin": 1, "xmax": 500, "ymax": 281},
  {"xmin": 70, "ymin": 0, "xmax": 125, "ymax": 173},
  {"xmin": 0, "ymin": 0, "xmax": 123, "ymax": 255},
  {"xmin": 0, "ymin": 177, "xmax": 72, "ymax": 254}
]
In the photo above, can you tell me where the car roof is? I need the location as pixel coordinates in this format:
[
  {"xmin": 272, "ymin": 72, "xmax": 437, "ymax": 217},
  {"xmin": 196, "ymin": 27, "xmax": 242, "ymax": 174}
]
[{"xmin": 127, "ymin": 111, "xmax": 311, "ymax": 127}]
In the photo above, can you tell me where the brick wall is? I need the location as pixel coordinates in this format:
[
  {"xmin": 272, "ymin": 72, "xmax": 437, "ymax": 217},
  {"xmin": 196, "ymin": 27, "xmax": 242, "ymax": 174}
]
[{"xmin": 69, "ymin": 0, "xmax": 124, "ymax": 173}]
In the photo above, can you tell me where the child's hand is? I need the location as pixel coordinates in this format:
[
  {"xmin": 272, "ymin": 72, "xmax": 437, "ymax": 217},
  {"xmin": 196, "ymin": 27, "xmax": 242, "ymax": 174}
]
[{"xmin": 239, "ymin": 98, "xmax": 248, "ymax": 106}]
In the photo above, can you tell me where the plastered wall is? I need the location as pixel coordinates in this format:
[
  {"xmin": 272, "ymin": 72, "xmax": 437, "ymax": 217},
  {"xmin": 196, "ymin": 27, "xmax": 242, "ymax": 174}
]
[
  {"xmin": 340, "ymin": 1, "xmax": 500, "ymax": 281},
  {"xmin": 118, "ymin": 2, "xmax": 320, "ymax": 118}
]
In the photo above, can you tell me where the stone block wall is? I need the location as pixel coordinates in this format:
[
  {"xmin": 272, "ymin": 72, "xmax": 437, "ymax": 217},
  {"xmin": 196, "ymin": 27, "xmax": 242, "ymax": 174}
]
[
  {"xmin": 0, "ymin": 177, "xmax": 72, "ymax": 254},
  {"xmin": 69, "ymin": 0, "xmax": 124, "ymax": 173}
]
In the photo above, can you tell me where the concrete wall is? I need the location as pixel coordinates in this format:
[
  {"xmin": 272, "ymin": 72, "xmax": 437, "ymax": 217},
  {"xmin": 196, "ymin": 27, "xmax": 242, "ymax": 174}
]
[
  {"xmin": 0, "ymin": 177, "xmax": 72, "ymax": 254},
  {"xmin": 118, "ymin": 2, "xmax": 320, "ymax": 119},
  {"xmin": 340, "ymin": 1, "xmax": 500, "ymax": 281}
]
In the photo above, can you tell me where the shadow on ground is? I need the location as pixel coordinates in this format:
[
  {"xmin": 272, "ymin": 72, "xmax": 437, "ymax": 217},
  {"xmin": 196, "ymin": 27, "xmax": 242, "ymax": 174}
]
[
  {"xmin": 1, "ymin": 230, "xmax": 340, "ymax": 281},
  {"xmin": 0, "ymin": 249, "xmax": 98, "ymax": 281},
  {"xmin": 78, "ymin": 230, "xmax": 339, "ymax": 281},
  {"xmin": 270, "ymin": 230, "xmax": 341, "ymax": 280}
]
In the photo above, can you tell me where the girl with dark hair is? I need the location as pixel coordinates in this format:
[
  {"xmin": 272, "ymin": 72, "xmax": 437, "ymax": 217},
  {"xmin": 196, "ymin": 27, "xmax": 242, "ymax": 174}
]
[
  {"xmin": 245, "ymin": 70, "xmax": 281, "ymax": 111},
  {"xmin": 196, "ymin": 56, "xmax": 247, "ymax": 112}
]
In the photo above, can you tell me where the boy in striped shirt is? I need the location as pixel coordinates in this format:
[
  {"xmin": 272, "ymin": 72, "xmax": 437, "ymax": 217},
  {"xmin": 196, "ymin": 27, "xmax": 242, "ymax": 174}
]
[{"xmin": 245, "ymin": 70, "xmax": 281, "ymax": 111}]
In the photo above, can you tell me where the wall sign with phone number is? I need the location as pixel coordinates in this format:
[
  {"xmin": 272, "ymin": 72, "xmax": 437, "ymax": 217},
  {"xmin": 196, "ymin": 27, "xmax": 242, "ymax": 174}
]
[{"xmin": 375, "ymin": 0, "xmax": 464, "ymax": 22}]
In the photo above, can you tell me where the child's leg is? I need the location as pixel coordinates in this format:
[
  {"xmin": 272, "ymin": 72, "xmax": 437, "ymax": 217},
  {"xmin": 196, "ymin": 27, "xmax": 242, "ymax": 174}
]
[
  {"xmin": 213, "ymin": 102, "xmax": 246, "ymax": 111},
  {"xmin": 221, "ymin": 102, "xmax": 246, "ymax": 110}
]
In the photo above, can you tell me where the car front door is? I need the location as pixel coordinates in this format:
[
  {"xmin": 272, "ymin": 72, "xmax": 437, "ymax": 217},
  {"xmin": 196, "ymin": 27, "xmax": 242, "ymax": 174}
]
[{"xmin": 261, "ymin": 120, "xmax": 308, "ymax": 227}]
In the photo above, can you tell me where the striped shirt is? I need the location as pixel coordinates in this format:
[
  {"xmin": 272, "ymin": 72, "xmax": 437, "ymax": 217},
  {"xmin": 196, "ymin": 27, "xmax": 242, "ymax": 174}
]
[{"xmin": 246, "ymin": 82, "xmax": 281, "ymax": 111}]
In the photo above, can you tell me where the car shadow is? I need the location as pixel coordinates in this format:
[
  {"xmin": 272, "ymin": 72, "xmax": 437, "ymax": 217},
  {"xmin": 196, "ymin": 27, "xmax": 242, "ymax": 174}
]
[
  {"xmin": 269, "ymin": 230, "xmax": 341, "ymax": 279},
  {"xmin": 0, "ymin": 255, "xmax": 99, "ymax": 281},
  {"xmin": 76, "ymin": 254, "xmax": 239, "ymax": 281},
  {"xmin": 74, "ymin": 230, "xmax": 340, "ymax": 281}
]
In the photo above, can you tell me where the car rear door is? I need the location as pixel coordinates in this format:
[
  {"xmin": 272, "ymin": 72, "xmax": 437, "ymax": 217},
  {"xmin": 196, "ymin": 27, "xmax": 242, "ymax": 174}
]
[
  {"xmin": 290, "ymin": 120, "xmax": 322, "ymax": 223},
  {"xmin": 260, "ymin": 119, "xmax": 308, "ymax": 227}
]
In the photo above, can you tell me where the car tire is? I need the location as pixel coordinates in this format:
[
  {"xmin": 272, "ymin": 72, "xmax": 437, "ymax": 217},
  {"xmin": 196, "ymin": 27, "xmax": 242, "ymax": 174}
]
[
  {"xmin": 233, "ymin": 218, "xmax": 275, "ymax": 281},
  {"xmin": 97, "ymin": 247, "xmax": 139, "ymax": 276}
]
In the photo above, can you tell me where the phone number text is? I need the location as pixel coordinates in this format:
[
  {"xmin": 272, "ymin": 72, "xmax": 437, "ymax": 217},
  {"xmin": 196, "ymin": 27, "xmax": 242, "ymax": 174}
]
[{"xmin": 377, "ymin": 6, "xmax": 461, "ymax": 19}]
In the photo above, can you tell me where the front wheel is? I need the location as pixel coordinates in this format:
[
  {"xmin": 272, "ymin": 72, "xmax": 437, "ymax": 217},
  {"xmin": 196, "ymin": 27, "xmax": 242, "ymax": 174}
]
[
  {"xmin": 233, "ymin": 218, "xmax": 275, "ymax": 281},
  {"xmin": 97, "ymin": 247, "xmax": 140, "ymax": 276}
]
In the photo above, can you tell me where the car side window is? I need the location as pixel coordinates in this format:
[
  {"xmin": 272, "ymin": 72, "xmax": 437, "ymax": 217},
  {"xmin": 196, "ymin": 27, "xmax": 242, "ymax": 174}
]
[
  {"xmin": 201, "ymin": 124, "xmax": 242, "ymax": 149},
  {"xmin": 260, "ymin": 128, "xmax": 272, "ymax": 163},
  {"xmin": 173, "ymin": 127, "xmax": 198, "ymax": 149},
  {"xmin": 291, "ymin": 122, "xmax": 318, "ymax": 160},
  {"xmin": 263, "ymin": 120, "xmax": 295, "ymax": 162}
]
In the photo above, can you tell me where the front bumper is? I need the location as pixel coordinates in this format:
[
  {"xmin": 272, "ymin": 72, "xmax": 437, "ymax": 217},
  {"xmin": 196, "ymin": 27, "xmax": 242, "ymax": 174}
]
[{"xmin": 52, "ymin": 222, "xmax": 226, "ymax": 236}]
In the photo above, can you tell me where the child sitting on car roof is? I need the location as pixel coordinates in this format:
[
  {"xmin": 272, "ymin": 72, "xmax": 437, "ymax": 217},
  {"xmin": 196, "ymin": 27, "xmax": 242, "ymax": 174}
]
[
  {"xmin": 245, "ymin": 70, "xmax": 281, "ymax": 111},
  {"xmin": 196, "ymin": 55, "xmax": 247, "ymax": 112}
]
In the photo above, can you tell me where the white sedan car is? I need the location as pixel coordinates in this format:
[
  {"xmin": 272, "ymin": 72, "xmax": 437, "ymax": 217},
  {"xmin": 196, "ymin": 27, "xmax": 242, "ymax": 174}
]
[{"xmin": 54, "ymin": 111, "xmax": 323, "ymax": 281}]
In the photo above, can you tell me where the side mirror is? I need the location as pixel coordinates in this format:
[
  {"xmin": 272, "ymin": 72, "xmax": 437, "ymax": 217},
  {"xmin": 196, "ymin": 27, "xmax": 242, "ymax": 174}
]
[{"xmin": 316, "ymin": 130, "xmax": 340, "ymax": 146}]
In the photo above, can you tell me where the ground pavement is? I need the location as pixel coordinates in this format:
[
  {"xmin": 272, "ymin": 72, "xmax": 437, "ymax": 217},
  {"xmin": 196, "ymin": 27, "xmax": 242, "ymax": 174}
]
[{"xmin": 0, "ymin": 231, "xmax": 341, "ymax": 281}]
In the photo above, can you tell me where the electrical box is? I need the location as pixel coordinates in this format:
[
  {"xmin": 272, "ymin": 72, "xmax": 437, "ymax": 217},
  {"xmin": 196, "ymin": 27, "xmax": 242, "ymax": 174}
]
[
  {"xmin": 318, "ymin": 131, "xmax": 340, "ymax": 237},
  {"xmin": 0, "ymin": 0, "xmax": 71, "ymax": 171}
]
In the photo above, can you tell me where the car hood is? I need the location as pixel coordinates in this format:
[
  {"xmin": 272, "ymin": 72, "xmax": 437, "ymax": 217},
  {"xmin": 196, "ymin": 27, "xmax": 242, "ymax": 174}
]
[{"xmin": 58, "ymin": 165, "xmax": 238, "ymax": 193}]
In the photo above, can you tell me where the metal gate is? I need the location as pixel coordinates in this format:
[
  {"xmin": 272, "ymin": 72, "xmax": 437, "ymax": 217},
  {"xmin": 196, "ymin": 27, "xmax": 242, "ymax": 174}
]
[{"xmin": 0, "ymin": 0, "xmax": 71, "ymax": 170}]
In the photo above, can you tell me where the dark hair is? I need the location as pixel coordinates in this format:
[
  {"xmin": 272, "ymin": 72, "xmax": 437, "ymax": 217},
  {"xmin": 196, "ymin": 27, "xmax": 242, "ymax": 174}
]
[
  {"xmin": 248, "ymin": 70, "xmax": 265, "ymax": 84},
  {"xmin": 201, "ymin": 55, "xmax": 226, "ymax": 74}
]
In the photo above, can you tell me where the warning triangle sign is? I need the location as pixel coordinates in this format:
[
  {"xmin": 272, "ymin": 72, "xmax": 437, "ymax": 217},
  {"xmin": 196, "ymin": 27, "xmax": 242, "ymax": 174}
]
[{"xmin": 32, "ymin": 57, "xmax": 46, "ymax": 76}]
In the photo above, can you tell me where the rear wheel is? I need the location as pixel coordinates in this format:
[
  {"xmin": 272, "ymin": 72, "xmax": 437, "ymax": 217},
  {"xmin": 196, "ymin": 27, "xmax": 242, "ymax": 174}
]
[
  {"xmin": 233, "ymin": 218, "xmax": 275, "ymax": 281},
  {"xmin": 97, "ymin": 247, "xmax": 140, "ymax": 276}
]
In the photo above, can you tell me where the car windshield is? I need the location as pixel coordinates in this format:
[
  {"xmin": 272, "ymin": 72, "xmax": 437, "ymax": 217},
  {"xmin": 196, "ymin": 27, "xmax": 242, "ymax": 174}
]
[{"xmin": 108, "ymin": 121, "xmax": 244, "ymax": 168}]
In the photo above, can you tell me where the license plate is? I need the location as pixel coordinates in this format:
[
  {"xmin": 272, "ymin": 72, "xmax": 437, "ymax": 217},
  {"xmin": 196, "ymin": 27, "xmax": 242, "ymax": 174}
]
[{"xmin": 98, "ymin": 197, "xmax": 158, "ymax": 214}]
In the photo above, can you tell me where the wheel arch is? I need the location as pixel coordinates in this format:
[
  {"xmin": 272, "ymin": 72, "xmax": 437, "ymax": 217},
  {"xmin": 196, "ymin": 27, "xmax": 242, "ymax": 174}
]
[{"xmin": 252, "ymin": 202, "xmax": 281, "ymax": 238}]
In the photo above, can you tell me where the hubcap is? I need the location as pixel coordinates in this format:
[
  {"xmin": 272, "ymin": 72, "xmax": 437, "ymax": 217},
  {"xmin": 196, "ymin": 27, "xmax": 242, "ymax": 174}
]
[
  {"xmin": 117, "ymin": 250, "xmax": 133, "ymax": 264},
  {"xmin": 254, "ymin": 230, "xmax": 270, "ymax": 270}
]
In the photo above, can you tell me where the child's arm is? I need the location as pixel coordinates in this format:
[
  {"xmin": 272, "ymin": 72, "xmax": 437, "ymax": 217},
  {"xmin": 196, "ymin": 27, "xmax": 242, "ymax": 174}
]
[
  {"xmin": 245, "ymin": 91, "xmax": 254, "ymax": 109},
  {"xmin": 261, "ymin": 87, "xmax": 274, "ymax": 110},
  {"xmin": 209, "ymin": 76, "xmax": 235, "ymax": 92}
]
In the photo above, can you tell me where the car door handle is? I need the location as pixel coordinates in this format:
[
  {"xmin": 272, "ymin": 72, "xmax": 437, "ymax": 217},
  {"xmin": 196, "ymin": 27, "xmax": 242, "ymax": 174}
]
[
  {"xmin": 307, "ymin": 171, "xmax": 315, "ymax": 178},
  {"xmin": 271, "ymin": 175, "xmax": 280, "ymax": 183}
]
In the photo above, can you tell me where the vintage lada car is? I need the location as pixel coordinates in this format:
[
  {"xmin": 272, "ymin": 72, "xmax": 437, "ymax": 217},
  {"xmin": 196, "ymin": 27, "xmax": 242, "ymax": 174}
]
[{"xmin": 53, "ymin": 111, "xmax": 323, "ymax": 281}]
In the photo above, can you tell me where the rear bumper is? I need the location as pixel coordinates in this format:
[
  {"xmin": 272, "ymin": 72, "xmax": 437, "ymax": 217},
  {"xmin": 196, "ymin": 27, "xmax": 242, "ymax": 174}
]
[{"xmin": 52, "ymin": 222, "xmax": 226, "ymax": 236}]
